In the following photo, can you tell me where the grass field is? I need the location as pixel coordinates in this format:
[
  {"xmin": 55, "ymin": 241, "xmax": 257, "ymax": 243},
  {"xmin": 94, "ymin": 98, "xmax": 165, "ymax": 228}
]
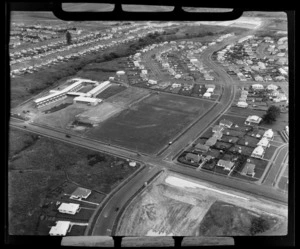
[
  {"xmin": 8, "ymin": 128, "xmax": 140, "ymax": 235},
  {"xmin": 95, "ymin": 84, "xmax": 127, "ymax": 99},
  {"xmin": 87, "ymin": 93, "xmax": 213, "ymax": 154}
]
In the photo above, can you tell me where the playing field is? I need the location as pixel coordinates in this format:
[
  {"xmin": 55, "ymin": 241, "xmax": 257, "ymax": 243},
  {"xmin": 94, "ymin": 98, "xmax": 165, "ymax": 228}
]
[{"xmin": 86, "ymin": 93, "xmax": 214, "ymax": 155}]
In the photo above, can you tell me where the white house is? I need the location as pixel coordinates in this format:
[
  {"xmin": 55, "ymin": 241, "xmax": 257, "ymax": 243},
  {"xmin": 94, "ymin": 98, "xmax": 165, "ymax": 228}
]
[
  {"xmin": 58, "ymin": 203, "xmax": 80, "ymax": 215},
  {"xmin": 257, "ymin": 137, "xmax": 270, "ymax": 148},
  {"xmin": 203, "ymin": 92, "xmax": 211, "ymax": 98},
  {"xmin": 237, "ymin": 101, "xmax": 248, "ymax": 108},
  {"xmin": 252, "ymin": 84, "xmax": 264, "ymax": 90},
  {"xmin": 263, "ymin": 129, "xmax": 274, "ymax": 140},
  {"xmin": 245, "ymin": 115, "xmax": 262, "ymax": 125},
  {"xmin": 116, "ymin": 71, "xmax": 125, "ymax": 76},
  {"xmin": 49, "ymin": 221, "xmax": 70, "ymax": 236},
  {"xmin": 217, "ymin": 159, "xmax": 235, "ymax": 171},
  {"xmin": 267, "ymin": 84, "xmax": 278, "ymax": 91},
  {"xmin": 251, "ymin": 146, "xmax": 265, "ymax": 158}
]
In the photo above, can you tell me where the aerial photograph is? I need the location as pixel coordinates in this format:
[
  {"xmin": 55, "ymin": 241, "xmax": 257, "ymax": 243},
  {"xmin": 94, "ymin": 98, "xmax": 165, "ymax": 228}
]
[{"xmin": 8, "ymin": 3, "xmax": 290, "ymax": 243}]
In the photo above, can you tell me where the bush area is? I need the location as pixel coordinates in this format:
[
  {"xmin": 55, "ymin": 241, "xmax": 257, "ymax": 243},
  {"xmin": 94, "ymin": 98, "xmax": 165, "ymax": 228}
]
[{"xmin": 198, "ymin": 201, "xmax": 278, "ymax": 236}]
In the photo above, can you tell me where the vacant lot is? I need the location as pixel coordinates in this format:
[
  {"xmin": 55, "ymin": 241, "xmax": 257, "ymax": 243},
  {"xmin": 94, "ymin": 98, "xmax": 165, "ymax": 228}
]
[
  {"xmin": 87, "ymin": 93, "xmax": 213, "ymax": 154},
  {"xmin": 116, "ymin": 172, "xmax": 286, "ymax": 236},
  {"xmin": 8, "ymin": 128, "xmax": 140, "ymax": 235}
]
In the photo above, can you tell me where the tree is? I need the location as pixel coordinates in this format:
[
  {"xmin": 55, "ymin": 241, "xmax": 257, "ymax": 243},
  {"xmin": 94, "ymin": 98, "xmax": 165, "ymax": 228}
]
[
  {"xmin": 66, "ymin": 31, "xmax": 72, "ymax": 45},
  {"xmin": 263, "ymin": 105, "xmax": 281, "ymax": 124}
]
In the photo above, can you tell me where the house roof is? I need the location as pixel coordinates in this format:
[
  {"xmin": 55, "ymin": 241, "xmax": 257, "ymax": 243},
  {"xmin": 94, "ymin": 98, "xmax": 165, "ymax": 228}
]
[
  {"xmin": 49, "ymin": 221, "xmax": 70, "ymax": 236},
  {"xmin": 246, "ymin": 115, "xmax": 262, "ymax": 123},
  {"xmin": 263, "ymin": 129, "xmax": 274, "ymax": 138},
  {"xmin": 219, "ymin": 119, "xmax": 233, "ymax": 127},
  {"xmin": 217, "ymin": 159, "xmax": 235, "ymax": 170},
  {"xmin": 185, "ymin": 153, "xmax": 200, "ymax": 162},
  {"xmin": 58, "ymin": 203, "xmax": 80, "ymax": 214},
  {"xmin": 257, "ymin": 137, "xmax": 270, "ymax": 146},
  {"xmin": 237, "ymin": 101, "xmax": 248, "ymax": 107},
  {"xmin": 205, "ymin": 137, "xmax": 217, "ymax": 146},
  {"xmin": 252, "ymin": 146, "xmax": 264, "ymax": 155},
  {"xmin": 245, "ymin": 163, "xmax": 256, "ymax": 174},
  {"xmin": 71, "ymin": 187, "xmax": 91, "ymax": 199},
  {"xmin": 212, "ymin": 125, "xmax": 224, "ymax": 133},
  {"xmin": 213, "ymin": 131, "xmax": 223, "ymax": 139},
  {"xmin": 195, "ymin": 143, "xmax": 209, "ymax": 151}
]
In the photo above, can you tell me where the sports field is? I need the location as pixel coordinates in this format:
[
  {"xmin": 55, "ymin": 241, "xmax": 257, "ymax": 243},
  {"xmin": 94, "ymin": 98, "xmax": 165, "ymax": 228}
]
[{"xmin": 86, "ymin": 93, "xmax": 214, "ymax": 155}]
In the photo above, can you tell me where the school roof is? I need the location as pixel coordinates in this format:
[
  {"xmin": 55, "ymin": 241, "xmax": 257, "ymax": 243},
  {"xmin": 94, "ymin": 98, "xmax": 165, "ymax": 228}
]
[
  {"xmin": 71, "ymin": 187, "xmax": 91, "ymax": 199},
  {"xmin": 49, "ymin": 221, "xmax": 70, "ymax": 236}
]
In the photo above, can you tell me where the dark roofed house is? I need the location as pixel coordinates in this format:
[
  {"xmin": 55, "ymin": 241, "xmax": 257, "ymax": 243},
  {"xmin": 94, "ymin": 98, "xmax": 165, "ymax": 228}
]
[
  {"xmin": 194, "ymin": 143, "xmax": 209, "ymax": 152},
  {"xmin": 205, "ymin": 136, "xmax": 217, "ymax": 147},
  {"xmin": 185, "ymin": 153, "xmax": 201, "ymax": 163},
  {"xmin": 71, "ymin": 187, "xmax": 91, "ymax": 199},
  {"xmin": 212, "ymin": 125, "xmax": 224, "ymax": 133},
  {"xmin": 242, "ymin": 163, "xmax": 256, "ymax": 177},
  {"xmin": 219, "ymin": 119, "xmax": 233, "ymax": 128},
  {"xmin": 217, "ymin": 159, "xmax": 235, "ymax": 171}
]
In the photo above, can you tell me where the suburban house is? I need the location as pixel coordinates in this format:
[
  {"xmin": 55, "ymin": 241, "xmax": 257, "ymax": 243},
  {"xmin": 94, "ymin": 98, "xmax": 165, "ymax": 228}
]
[
  {"xmin": 251, "ymin": 145, "xmax": 265, "ymax": 158},
  {"xmin": 267, "ymin": 84, "xmax": 278, "ymax": 91},
  {"xmin": 263, "ymin": 129, "xmax": 274, "ymax": 140},
  {"xmin": 58, "ymin": 203, "xmax": 80, "ymax": 215},
  {"xmin": 217, "ymin": 159, "xmax": 235, "ymax": 171},
  {"xmin": 203, "ymin": 92, "xmax": 211, "ymax": 98},
  {"xmin": 245, "ymin": 115, "xmax": 262, "ymax": 125},
  {"xmin": 237, "ymin": 101, "xmax": 248, "ymax": 108},
  {"xmin": 257, "ymin": 137, "xmax": 270, "ymax": 148},
  {"xmin": 194, "ymin": 143, "xmax": 209, "ymax": 153},
  {"xmin": 185, "ymin": 153, "xmax": 201, "ymax": 163},
  {"xmin": 242, "ymin": 162, "xmax": 256, "ymax": 177},
  {"xmin": 205, "ymin": 136, "xmax": 217, "ymax": 147},
  {"xmin": 219, "ymin": 119, "xmax": 233, "ymax": 128},
  {"xmin": 212, "ymin": 125, "xmax": 224, "ymax": 133},
  {"xmin": 252, "ymin": 84, "xmax": 264, "ymax": 90},
  {"xmin": 49, "ymin": 221, "xmax": 70, "ymax": 236},
  {"xmin": 213, "ymin": 131, "xmax": 223, "ymax": 140},
  {"xmin": 71, "ymin": 187, "xmax": 91, "ymax": 200}
]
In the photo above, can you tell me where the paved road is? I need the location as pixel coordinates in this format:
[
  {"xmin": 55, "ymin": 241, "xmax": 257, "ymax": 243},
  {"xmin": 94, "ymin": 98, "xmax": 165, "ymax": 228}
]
[{"xmin": 263, "ymin": 145, "xmax": 288, "ymax": 186}]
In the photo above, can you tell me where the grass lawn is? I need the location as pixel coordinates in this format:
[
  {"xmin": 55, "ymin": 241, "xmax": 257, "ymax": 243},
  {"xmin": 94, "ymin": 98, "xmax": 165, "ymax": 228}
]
[
  {"xmin": 278, "ymin": 176, "xmax": 288, "ymax": 191},
  {"xmin": 95, "ymin": 84, "xmax": 127, "ymax": 99},
  {"xmin": 217, "ymin": 114, "xmax": 248, "ymax": 127},
  {"xmin": 229, "ymin": 145, "xmax": 254, "ymax": 157},
  {"xmin": 87, "ymin": 93, "xmax": 213, "ymax": 155},
  {"xmin": 247, "ymin": 158, "xmax": 269, "ymax": 179},
  {"xmin": 263, "ymin": 145, "xmax": 278, "ymax": 160},
  {"xmin": 8, "ymin": 129, "xmax": 140, "ymax": 235},
  {"xmin": 237, "ymin": 135, "xmax": 260, "ymax": 148}
]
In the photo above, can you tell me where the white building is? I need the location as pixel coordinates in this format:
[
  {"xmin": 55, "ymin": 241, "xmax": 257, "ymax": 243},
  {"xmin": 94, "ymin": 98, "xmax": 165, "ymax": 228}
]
[
  {"xmin": 116, "ymin": 71, "xmax": 125, "ymax": 76},
  {"xmin": 73, "ymin": 96, "xmax": 101, "ymax": 106},
  {"xmin": 263, "ymin": 129, "xmax": 274, "ymax": 140},
  {"xmin": 49, "ymin": 221, "xmax": 70, "ymax": 236},
  {"xmin": 86, "ymin": 81, "xmax": 110, "ymax": 97},
  {"xmin": 237, "ymin": 101, "xmax": 248, "ymax": 108},
  {"xmin": 257, "ymin": 137, "xmax": 270, "ymax": 148},
  {"xmin": 267, "ymin": 84, "xmax": 278, "ymax": 91},
  {"xmin": 203, "ymin": 92, "xmax": 211, "ymax": 98},
  {"xmin": 252, "ymin": 84, "xmax": 264, "ymax": 90},
  {"xmin": 251, "ymin": 146, "xmax": 265, "ymax": 158},
  {"xmin": 245, "ymin": 115, "xmax": 262, "ymax": 125},
  {"xmin": 58, "ymin": 203, "xmax": 80, "ymax": 215}
]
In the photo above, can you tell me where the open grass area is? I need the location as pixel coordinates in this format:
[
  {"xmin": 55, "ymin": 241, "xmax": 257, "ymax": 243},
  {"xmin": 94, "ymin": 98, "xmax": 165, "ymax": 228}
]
[
  {"xmin": 95, "ymin": 84, "xmax": 127, "ymax": 99},
  {"xmin": 87, "ymin": 93, "xmax": 213, "ymax": 155},
  {"xmin": 8, "ymin": 128, "xmax": 140, "ymax": 235},
  {"xmin": 263, "ymin": 145, "xmax": 278, "ymax": 160}
]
